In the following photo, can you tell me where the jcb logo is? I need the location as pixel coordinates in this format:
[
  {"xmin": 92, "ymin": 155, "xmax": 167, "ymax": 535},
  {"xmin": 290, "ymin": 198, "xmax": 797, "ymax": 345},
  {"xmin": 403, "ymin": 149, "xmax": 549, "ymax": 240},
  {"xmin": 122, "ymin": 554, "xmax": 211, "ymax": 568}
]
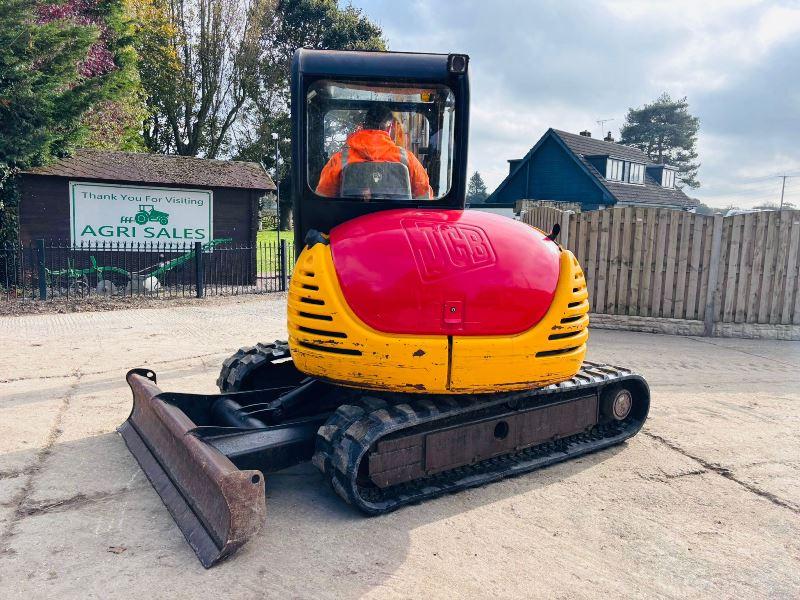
[{"xmin": 402, "ymin": 219, "xmax": 496, "ymax": 281}]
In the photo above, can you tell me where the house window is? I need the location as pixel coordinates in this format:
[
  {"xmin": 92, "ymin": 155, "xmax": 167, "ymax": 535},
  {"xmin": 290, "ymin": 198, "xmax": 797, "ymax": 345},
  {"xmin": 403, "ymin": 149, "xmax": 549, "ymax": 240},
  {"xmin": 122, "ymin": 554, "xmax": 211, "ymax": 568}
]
[
  {"xmin": 662, "ymin": 169, "xmax": 675, "ymax": 188},
  {"xmin": 629, "ymin": 162, "xmax": 644, "ymax": 184},
  {"xmin": 606, "ymin": 159, "xmax": 623, "ymax": 181}
]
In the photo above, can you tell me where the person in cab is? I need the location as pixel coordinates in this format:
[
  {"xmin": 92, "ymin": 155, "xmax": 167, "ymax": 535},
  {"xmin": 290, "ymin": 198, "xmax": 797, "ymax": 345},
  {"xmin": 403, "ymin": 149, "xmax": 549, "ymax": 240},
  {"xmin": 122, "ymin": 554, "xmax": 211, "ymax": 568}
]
[{"xmin": 316, "ymin": 105, "xmax": 433, "ymax": 200}]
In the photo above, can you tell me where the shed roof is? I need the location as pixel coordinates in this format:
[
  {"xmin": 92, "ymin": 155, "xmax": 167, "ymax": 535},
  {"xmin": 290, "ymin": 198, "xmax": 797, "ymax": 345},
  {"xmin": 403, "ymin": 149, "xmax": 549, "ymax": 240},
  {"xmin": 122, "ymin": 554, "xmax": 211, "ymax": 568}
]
[{"xmin": 24, "ymin": 149, "xmax": 275, "ymax": 191}]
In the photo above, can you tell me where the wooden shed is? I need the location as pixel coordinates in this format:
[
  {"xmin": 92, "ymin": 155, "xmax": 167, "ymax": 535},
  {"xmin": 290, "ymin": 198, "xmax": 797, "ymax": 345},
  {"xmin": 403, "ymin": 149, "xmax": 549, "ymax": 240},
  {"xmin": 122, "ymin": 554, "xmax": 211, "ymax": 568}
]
[
  {"xmin": 19, "ymin": 149, "xmax": 274, "ymax": 247},
  {"xmin": 17, "ymin": 150, "xmax": 274, "ymax": 288}
]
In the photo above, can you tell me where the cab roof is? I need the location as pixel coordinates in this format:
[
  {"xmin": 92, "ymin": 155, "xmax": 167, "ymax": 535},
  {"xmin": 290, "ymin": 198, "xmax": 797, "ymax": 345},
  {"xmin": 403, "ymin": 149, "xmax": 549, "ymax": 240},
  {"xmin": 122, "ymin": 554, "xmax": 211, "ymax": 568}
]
[{"xmin": 294, "ymin": 48, "xmax": 460, "ymax": 83}]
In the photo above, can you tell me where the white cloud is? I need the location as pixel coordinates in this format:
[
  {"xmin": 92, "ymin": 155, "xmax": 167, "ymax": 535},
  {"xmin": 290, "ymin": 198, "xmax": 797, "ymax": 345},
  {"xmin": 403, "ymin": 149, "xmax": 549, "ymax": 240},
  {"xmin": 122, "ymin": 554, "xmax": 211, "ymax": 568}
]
[{"xmin": 650, "ymin": 2, "xmax": 800, "ymax": 93}]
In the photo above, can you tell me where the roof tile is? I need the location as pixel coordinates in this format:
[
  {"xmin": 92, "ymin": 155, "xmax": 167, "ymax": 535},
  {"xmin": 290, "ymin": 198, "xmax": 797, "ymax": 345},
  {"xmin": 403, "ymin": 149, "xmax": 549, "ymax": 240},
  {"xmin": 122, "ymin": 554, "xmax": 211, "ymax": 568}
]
[
  {"xmin": 24, "ymin": 149, "xmax": 275, "ymax": 191},
  {"xmin": 553, "ymin": 129, "xmax": 651, "ymax": 163}
]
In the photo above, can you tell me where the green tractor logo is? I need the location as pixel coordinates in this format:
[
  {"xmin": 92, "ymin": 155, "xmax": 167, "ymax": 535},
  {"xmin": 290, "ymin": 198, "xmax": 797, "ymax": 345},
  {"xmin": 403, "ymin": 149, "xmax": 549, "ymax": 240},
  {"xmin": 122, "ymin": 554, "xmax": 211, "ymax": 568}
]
[{"xmin": 121, "ymin": 204, "xmax": 170, "ymax": 226}]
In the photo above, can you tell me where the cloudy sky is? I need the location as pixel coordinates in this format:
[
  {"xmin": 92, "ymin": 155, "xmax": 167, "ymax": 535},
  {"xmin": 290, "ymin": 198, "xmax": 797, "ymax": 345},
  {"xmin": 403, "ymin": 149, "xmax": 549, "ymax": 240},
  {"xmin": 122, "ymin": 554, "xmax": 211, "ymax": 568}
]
[{"xmin": 350, "ymin": 0, "xmax": 800, "ymax": 208}]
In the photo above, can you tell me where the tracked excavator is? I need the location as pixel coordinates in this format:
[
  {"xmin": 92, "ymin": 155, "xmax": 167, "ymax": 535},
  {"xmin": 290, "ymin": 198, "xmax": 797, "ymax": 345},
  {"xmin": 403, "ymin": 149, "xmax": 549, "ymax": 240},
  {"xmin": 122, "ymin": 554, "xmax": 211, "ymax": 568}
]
[{"xmin": 120, "ymin": 49, "xmax": 650, "ymax": 567}]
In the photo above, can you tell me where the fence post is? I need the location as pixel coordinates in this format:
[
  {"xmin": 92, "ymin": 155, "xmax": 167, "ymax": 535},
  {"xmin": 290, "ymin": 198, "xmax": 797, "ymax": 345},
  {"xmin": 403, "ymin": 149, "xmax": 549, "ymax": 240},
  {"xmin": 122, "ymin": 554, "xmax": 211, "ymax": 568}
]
[
  {"xmin": 36, "ymin": 239, "xmax": 47, "ymax": 300},
  {"xmin": 194, "ymin": 241, "xmax": 204, "ymax": 298},
  {"xmin": 279, "ymin": 239, "xmax": 288, "ymax": 291},
  {"xmin": 703, "ymin": 215, "xmax": 724, "ymax": 336},
  {"xmin": 560, "ymin": 210, "xmax": 573, "ymax": 249}
]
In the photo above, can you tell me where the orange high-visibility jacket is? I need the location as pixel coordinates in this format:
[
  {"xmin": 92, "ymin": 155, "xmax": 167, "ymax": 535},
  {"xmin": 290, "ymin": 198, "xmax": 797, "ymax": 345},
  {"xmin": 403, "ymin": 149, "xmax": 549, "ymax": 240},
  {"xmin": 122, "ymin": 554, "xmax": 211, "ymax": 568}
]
[{"xmin": 316, "ymin": 129, "xmax": 433, "ymax": 199}]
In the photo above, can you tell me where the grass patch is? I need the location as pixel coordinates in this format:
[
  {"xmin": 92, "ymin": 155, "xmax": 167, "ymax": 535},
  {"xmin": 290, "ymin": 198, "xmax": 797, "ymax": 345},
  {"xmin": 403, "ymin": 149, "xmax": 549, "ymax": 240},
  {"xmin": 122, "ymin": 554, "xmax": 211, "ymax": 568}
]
[{"xmin": 256, "ymin": 229, "xmax": 293, "ymax": 273}]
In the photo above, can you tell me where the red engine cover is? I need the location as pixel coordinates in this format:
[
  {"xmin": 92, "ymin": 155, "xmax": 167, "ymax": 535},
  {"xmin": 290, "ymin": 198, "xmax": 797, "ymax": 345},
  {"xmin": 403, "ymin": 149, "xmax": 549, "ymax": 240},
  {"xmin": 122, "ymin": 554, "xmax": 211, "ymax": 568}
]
[{"xmin": 328, "ymin": 209, "xmax": 561, "ymax": 336}]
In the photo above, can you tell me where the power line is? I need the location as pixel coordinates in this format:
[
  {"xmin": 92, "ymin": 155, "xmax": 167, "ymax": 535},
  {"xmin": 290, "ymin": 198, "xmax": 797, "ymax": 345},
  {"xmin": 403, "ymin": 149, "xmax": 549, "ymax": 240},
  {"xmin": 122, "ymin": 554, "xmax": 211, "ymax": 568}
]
[
  {"xmin": 706, "ymin": 174, "xmax": 797, "ymax": 206},
  {"xmin": 699, "ymin": 181, "xmax": 783, "ymax": 198},
  {"xmin": 735, "ymin": 172, "xmax": 800, "ymax": 183}
]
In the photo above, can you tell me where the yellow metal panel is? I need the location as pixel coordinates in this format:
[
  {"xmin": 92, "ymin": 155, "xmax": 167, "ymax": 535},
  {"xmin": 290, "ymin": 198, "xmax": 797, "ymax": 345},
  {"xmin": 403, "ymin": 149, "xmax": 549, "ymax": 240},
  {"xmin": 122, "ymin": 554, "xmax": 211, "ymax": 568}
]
[
  {"xmin": 449, "ymin": 250, "xmax": 589, "ymax": 393},
  {"xmin": 287, "ymin": 243, "xmax": 589, "ymax": 395},
  {"xmin": 287, "ymin": 243, "xmax": 449, "ymax": 393}
]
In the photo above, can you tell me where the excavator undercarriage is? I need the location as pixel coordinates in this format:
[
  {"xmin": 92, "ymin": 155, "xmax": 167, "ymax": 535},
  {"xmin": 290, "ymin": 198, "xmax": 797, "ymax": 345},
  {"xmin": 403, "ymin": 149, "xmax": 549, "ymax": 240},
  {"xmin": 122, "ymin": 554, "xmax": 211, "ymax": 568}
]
[{"xmin": 120, "ymin": 342, "xmax": 648, "ymax": 567}]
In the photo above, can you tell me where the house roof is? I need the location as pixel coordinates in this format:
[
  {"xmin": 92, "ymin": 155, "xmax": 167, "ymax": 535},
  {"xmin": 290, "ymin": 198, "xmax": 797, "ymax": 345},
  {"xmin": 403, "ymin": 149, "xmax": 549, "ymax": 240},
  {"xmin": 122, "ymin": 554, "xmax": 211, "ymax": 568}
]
[
  {"xmin": 24, "ymin": 149, "xmax": 275, "ymax": 191},
  {"xmin": 553, "ymin": 129, "xmax": 651, "ymax": 163},
  {"xmin": 600, "ymin": 173, "xmax": 693, "ymax": 207},
  {"xmin": 487, "ymin": 128, "xmax": 693, "ymax": 209},
  {"xmin": 552, "ymin": 130, "xmax": 692, "ymax": 208}
]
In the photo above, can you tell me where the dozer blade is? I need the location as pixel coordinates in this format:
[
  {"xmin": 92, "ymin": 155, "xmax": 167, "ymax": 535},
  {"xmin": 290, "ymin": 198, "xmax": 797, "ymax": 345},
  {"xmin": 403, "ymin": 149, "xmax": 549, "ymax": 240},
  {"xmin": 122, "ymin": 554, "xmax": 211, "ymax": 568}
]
[{"xmin": 118, "ymin": 369, "xmax": 266, "ymax": 568}]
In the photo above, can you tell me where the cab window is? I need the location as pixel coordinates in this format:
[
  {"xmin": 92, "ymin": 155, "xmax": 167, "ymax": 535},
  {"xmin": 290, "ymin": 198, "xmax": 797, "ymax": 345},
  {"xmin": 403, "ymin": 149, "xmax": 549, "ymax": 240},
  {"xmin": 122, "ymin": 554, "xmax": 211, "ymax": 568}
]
[{"xmin": 306, "ymin": 80, "xmax": 456, "ymax": 200}]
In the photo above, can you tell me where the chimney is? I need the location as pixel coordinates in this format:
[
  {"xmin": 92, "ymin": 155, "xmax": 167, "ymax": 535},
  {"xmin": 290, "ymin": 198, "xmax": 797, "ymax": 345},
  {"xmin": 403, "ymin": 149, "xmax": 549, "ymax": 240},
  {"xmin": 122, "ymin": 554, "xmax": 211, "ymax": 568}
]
[
  {"xmin": 579, "ymin": 130, "xmax": 592, "ymax": 137},
  {"xmin": 604, "ymin": 131, "xmax": 614, "ymax": 142}
]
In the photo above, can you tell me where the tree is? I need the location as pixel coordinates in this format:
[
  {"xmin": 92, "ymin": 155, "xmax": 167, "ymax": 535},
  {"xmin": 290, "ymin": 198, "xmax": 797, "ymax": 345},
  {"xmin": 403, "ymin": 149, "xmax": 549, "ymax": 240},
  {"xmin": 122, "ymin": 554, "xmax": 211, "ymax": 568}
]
[
  {"xmin": 619, "ymin": 93, "xmax": 700, "ymax": 189},
  {"xmin": 133, "ymin": 0, "xmax": 272, "ymax": 157},
  {"xmin": 37, "ymin": 0, "xmax": 147, "ymax": 151},
  {"xmin": 233, "ymin": 0, "xmax": 385, "ymax": 229},
  {"xmin": 234, "ymin": 0, "xmax": 386, "ymax": 169},
  {"xmin": 0, "ymin": 0, "xmax": 131, "ymax": 242},
  {"xmin": 466, "ymin": 171, "xmax": 488, "ymax": 204},
  {"xmin": 691, "ymin": 201, "xmax": 720, "ymax": 216}
]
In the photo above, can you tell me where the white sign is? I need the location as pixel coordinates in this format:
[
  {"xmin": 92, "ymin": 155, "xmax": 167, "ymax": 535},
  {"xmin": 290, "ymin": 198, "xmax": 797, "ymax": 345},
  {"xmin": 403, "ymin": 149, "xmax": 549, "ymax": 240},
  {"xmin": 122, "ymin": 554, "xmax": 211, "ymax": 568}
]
[{"xmin": 69, "ymin": 182, "xmax": 213, "ymax": 245}]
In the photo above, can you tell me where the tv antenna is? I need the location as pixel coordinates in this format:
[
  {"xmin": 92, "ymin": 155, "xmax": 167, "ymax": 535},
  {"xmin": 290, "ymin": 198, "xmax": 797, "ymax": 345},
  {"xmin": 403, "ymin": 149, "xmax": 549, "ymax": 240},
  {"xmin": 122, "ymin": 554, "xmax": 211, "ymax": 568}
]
[{"xmin": 596, "ymin": 118, "xmax": 615, "ymax": 139}]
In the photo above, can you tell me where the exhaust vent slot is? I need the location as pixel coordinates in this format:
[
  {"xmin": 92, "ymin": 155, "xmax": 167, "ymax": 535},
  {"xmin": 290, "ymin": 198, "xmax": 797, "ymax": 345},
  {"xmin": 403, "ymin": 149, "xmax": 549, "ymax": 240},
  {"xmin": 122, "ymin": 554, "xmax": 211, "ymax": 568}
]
[
  {"xmin": 302, "ymin": 284, "xmax": 319, "ymax": 291},
  {"xmin": 548, "ymin": 331, "xmax": 582, "ymax": 341},
  {"xmin": 536, "ymin": 346, "xmax": 580, "ymax": 358},
  {"xmin": 300, "ymin": 270, "xmax": 315, "ymax": 278},
  {"xmin": 298, "ymin": 326, "xmax": 347, "ymax": 339},
  {"xmin": 298, "ymin": 311, "xmax": 333, "ymax": 321},
  {"xmin": 298, "ymin": 341, "xmax": 362, "ymax": 356},
  {"xmin": 567, "ymin": 301, "xmax": 584, "ymax": 308},
  {"xmin": 561, "ymin": 315, "xmax": 583, "ymax": 324},
  {"xmin": 300, "ymin": 297, "xmax": 325, "ymax": 306}
]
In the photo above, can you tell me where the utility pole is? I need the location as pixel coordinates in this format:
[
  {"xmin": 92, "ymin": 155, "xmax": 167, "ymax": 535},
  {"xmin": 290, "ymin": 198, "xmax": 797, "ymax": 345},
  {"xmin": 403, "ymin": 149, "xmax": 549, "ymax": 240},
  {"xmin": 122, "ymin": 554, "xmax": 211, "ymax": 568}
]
[
  {"xmin": 270, "ymin": 133, "xmax": 291, "ymax": 241},
  {"xmin": 779, "ymin": 175, "xmax": 788, "ymax": 209},
  {"xmin": 272, "ymin": 133, "xmax": 280, "ymax": 245}
]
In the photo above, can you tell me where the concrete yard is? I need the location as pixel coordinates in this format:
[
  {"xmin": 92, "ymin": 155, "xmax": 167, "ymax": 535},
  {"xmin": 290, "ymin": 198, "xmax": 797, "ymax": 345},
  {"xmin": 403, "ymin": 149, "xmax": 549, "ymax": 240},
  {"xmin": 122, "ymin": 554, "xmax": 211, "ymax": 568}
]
[{"xmin": 0, "ymin": 295, "xmax": 798, "ymax": 599}]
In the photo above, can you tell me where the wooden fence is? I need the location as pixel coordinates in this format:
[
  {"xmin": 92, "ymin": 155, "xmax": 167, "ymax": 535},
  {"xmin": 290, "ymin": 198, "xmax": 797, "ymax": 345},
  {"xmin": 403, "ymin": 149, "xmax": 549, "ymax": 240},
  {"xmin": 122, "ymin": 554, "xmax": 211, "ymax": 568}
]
[{"xmin": 519, "ymin": 202, "xmax": 800, "ymax": 334}]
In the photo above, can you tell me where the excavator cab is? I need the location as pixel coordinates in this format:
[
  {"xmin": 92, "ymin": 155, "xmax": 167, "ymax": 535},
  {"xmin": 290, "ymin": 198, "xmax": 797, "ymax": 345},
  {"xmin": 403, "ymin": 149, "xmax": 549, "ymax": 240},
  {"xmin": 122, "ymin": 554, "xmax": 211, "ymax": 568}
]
[
  {"xmin": 292, "ymin": 49, "xmax": 470, "ymax": 247},
  {"xmin": 119, "ymin": 49, "xmax": 650, "ymax": 569}
]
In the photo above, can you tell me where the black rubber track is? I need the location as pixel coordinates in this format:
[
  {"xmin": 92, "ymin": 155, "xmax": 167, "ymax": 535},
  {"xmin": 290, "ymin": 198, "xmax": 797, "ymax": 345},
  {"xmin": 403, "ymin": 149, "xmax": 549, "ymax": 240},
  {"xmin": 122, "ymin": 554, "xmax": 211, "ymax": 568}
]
[
  {"xmin": 217, "ymin": 341, "xmax": 301, "ymax": 393},
  {"xmin": 312, "ymin": 362, "xmax": 650, "ymax": 515}
]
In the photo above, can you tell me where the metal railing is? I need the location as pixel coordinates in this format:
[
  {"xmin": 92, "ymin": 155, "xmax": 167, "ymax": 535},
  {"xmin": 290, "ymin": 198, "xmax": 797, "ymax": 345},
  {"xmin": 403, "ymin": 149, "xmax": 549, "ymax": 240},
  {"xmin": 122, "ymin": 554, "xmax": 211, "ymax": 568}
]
[{"xmin": 1, "ymin": 238, "xmax": 295, "ymax": 301}]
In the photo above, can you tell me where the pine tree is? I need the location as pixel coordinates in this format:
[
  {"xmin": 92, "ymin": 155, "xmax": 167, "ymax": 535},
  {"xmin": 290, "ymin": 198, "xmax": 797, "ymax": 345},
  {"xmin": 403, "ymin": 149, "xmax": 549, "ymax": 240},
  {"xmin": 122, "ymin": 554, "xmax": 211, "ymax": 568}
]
[
  {"xmin": 467, "ymin": 171, "xmax": 488, "ymax": 203},
  {"xmin": 619, "ymin": 93, "xmax": 700, "ymax": 189}
]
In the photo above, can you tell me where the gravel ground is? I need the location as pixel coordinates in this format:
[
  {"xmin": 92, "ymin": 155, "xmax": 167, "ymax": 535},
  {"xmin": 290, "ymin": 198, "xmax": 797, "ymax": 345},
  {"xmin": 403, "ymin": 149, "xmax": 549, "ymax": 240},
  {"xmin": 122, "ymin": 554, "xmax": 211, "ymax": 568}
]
[
  {"xmin": 0, "ymin": 292, "xmax": 286, "ymax": 316},
  {"xmin": 0, "ymin": 295, "xmax": 798, "ymax": 599}
]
